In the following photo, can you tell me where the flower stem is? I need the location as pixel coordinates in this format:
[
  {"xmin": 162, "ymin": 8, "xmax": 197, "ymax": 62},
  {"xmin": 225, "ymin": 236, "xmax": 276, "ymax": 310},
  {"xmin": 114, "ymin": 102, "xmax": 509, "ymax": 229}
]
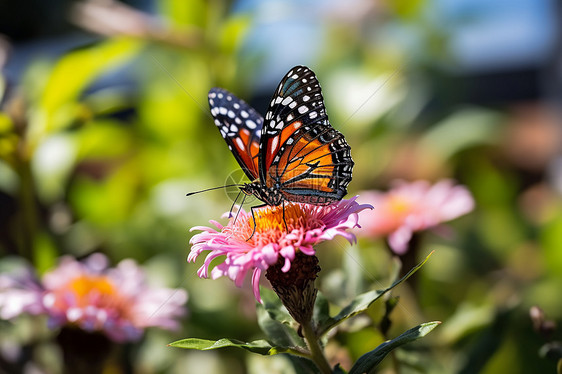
[{"xmin": 301, "ymin": 320, "xmax": 332, "ymax": 374}]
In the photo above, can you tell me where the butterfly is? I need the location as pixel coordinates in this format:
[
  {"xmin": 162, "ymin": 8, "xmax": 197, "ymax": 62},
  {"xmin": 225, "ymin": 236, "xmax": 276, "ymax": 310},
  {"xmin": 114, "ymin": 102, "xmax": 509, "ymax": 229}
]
[{"xmin": 207, "ymin": 65, "xmax": 353, "ymax": 223}]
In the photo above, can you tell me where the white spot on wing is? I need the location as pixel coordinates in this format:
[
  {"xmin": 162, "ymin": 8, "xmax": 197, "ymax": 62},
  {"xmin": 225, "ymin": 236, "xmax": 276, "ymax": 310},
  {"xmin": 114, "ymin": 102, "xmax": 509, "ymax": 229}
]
[
  {"xmin": 282, "ymin": 97, "xmax": 293, "ymax": 105},
  {"xmin": 241, "ymin": 110, "xmax": 249, "ymax": 118},
  {"xmin": 235, "ymin": 137, "xmax": 245, "ymax": 150},
  {"xmin": 298, "ymin": 105, "xmax": 308, "ymax": 114},
  {"xmin": 270, "ymin": 136, "xmax": 279, "ymax": 154},
  {"xmin": 246, "ymin": 120, "xmax": 257, "ymax": 129},
  {"xmin": 227, "ymin": 110, "xmax": 235, "ymax": 118},
  {"xmin": 303, "ymin": 95, "xmax": 310, "ymax": 102},
  {"xmin": 219, "ymin": 107, "xmax": 227, "ymax": 115}
]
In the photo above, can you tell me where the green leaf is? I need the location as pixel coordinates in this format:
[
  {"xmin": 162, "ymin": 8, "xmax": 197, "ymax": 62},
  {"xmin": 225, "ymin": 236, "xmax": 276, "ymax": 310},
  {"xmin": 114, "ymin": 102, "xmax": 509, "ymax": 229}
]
[
  {"xmin": 349, "ymin": 322, "xmax": 440, "ymax": 374},
  {"xmin": 34, "ymin": 38, "xmax": 142, "ymax": 137},
  {"xmin": 257, "ymin": 290, "xmax": 306, "ymax": 349},
  {"xmin": 318, "ymin": 251, "xmax": 433, "ymax": 336},
  {"xmin": 261, "ymin": 287, "xmax": 293, "ymax": 324},
  {"xmin": 313, "ymin": 292, "xmax": 331, "ymax": 330},
  {"xmin": 168, "ymin": 338, "xmax": 273, "ymax": 355}
]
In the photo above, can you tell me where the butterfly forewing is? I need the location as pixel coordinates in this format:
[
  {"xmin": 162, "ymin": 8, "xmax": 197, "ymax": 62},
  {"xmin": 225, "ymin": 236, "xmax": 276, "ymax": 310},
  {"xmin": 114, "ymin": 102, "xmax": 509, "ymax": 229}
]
[
  {"xmin": 259, "ymin": 66, "xmax": 353, "ymax": 204},
  {"xmin": 208, "ymin": 88, "xmax": 263, "ymax": 180}
]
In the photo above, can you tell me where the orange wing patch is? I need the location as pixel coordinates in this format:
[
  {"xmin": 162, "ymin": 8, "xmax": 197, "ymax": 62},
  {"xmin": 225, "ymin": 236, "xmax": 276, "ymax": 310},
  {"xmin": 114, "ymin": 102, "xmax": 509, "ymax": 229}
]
[
  {"xmin": 269, "ymin": 135, "xmax": 336, "ymax": 193},
  {"xmin": 235, "ymin": 128, "xmax": 260, "ymax": 178}
]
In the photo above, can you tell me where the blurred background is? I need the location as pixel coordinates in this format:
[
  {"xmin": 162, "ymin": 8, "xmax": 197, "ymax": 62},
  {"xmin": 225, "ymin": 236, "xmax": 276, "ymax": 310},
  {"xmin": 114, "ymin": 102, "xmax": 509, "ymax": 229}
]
[{"xmin": 0, "ymin": 0, "xmax": 561, "ymax": 373}]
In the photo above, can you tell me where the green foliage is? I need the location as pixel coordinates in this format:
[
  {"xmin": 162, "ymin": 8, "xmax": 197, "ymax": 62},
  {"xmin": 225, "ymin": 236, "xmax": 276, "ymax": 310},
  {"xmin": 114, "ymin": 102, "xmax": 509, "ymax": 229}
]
[
  {"xmin": 317, "ymin": 251, "xmax": 433, "ymax": 337},
  {"xmin": 169, "ymin": 253, "xmax": 437, "ymax": 372},
  {"xmin": 169, "ymin": 338, "xmax": 273, "ymax": 355},
  {"xmin": 35, "ymin": 38, "xmax": 142, "ymax": 137},
  {"xmin": 349, "ymin": 322, "xmax": 440, "ymax": 374},
  {"xmin": 0, "ymin": 1, "xmax": 560, "ymax": 373}
]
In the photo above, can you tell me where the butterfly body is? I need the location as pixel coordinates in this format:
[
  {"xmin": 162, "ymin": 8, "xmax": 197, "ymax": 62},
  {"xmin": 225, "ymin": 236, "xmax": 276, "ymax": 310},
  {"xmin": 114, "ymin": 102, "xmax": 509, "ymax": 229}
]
[{"xmin": 208, "ymin": 66, "xmax": 353, "ymax": 210}]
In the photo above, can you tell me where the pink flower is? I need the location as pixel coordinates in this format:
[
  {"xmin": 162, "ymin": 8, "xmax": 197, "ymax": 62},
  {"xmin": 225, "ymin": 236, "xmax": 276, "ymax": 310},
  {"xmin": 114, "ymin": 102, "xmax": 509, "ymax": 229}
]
[
  {"xmin": 188, "ymin": 197, "xmax": 372, "ymax": 303},
  {"xmin": 0, "ymin": 253, "xmax": 187, "ymax": 342},
  {"xmin": 358, "ymin": 180, "xmax": 475, "ymax": 254}
]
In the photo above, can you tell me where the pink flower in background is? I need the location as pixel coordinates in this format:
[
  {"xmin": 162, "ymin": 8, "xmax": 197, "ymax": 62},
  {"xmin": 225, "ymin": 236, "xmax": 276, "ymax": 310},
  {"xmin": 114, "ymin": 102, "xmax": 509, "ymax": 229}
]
[
  {"xmin": 0, "ymin": 253, "xmax": 187, "ymax": 342},
  {"xmin": 358, "ymin": 180, "xmax": 475, "ymax": 254},
  {"xmin": 188, "ymin": 197, "xmax": 372, "ymax": 303}
]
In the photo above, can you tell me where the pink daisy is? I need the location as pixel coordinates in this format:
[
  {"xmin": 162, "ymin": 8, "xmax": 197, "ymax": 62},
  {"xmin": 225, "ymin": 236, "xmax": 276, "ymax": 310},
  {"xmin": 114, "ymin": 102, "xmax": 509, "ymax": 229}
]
[
  {"xmin": 188, "ymin": 196, "xmax": 372, "ymax": 303},
  {"xmin": 0, "ymin": 253, "xmax": 187, "ymax": 342},
  {"xmin": 357, "ymin": 179, "xmax": 475, "ymax": 254}
]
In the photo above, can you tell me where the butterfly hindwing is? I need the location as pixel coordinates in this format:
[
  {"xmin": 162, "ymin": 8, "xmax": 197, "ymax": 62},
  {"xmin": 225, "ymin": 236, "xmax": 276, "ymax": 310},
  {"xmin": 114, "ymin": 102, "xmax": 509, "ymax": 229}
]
[
  {"xmin": 259, "ymin": 66, "xmax": 353, "ymax": 204},
  {"xmin": 208, "ymin": 88, "xmax": 263, "ymax": 180}
]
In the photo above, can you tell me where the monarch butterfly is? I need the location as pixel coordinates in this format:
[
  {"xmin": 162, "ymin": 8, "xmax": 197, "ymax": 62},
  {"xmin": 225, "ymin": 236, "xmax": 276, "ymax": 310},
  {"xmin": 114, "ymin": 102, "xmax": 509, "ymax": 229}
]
[{"xmin": 204, "ymin": 66, "xmax": 353, "ymax": 230}]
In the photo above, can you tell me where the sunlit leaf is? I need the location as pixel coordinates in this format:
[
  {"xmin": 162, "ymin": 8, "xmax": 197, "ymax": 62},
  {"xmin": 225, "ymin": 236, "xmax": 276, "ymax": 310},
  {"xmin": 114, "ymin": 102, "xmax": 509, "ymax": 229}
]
[
  {"xmin": 36, "ymin": 38, "xmax": 142, "ymax": 136},
  {"xmin": 318, "ymin": 251, "xmax": 433, "ymax": 336},
  {"xmin": 348, "ymin": 322, "xmax": 440, "ymax": 374},
  {"xmin": 168, "ymin": 337, "xmax": 273, "ymax": 355}
]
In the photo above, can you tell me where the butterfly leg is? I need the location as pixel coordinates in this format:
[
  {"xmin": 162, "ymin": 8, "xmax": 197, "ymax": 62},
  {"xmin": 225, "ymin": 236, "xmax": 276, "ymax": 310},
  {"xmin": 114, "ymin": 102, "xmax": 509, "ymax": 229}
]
[
  {"xmin": 232, "ymin": 193, "xmax": 248, "ymax": 226},
  {"xmin": 247, "ymin": 203, "xmax": 267, "ymax": 241},
  {"xmin": 228, "ymin": 189, "xmax": 243, "ymax": 218},
  {"xmin": 282, "ymin": 200, "xmax": 289, "ymax": 233}
]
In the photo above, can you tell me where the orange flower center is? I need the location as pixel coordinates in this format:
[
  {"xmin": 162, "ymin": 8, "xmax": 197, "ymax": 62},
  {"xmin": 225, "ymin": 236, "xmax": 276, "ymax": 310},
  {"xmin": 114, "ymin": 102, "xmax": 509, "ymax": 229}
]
[
  {"xmin": 66, "ymin": 275, "xmax": 117, "ymax": 307},
  {"xmin": 387, "ymin": 195, "xmax": 413, "ymax": 215},
  {"xmin": 47, "ymin": 274, "xmax": 132, "ymax": 323},
  {"xmin": 233, "ymin": 203, "xmax": 323, "ymax": 244}
]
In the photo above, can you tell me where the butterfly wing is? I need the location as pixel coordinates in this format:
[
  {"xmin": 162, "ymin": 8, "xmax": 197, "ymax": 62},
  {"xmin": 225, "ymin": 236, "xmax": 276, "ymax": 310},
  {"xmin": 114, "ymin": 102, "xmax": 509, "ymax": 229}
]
[
  {"xmin": 208, "ymin": 88, "xmax": 263, "ymax": 181},
  {"xmin": 259, "ymin": 66, "xmax": 353, "ymax": 204}
]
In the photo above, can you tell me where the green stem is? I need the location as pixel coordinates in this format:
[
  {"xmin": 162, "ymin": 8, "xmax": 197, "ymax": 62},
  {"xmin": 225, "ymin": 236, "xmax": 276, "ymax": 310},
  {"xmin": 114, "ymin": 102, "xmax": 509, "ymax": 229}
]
[{"xmin": 301, "ymin": 321, "xmax": 332, "ymax": 374}]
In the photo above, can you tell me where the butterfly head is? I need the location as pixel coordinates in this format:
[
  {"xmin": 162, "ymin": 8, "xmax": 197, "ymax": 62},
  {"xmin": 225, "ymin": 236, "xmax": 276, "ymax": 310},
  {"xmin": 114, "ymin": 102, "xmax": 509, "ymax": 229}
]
[{"xmin": 241, "ymin": 182, "xmax": 284, "ymax": 207}]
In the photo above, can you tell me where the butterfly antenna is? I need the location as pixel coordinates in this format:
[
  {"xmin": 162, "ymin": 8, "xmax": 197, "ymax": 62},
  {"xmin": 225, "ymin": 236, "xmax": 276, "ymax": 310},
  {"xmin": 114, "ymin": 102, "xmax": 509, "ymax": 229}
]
[{"xmin": 186, "ymin": 184, "xmax": 243, "ymax": 197}]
